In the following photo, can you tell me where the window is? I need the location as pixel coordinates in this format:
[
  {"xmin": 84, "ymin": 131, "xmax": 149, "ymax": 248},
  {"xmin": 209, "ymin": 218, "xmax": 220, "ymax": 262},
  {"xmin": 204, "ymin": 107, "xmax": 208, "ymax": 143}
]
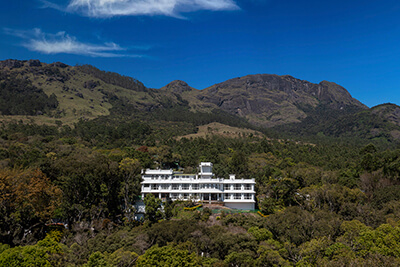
[
  {"xmin": 192, "ymin": 184, "xmax": 199, "ymax": 190},
  {"xmin": 244, "ymin": 184, "xmax": 251, "ymax": 190},
  {"xmin": 182, "ymin": 184, "xmax": 189, "ymax": 190},
  {"xmin": 171, "ymin": 193, "xmax": 178, "ymax": 199},
  {"xmin": 151, "ymin": 184, "xmax": 158, "ymax": 190},
  {"xmin": 144, "ymin": 184, "xmax": 150, "ymax": 188},
  {"xmin": 172, "ymin": 184, "xmax": 179, "ymax": 190},
  {"xmin": 225, "ymin": 193, "xmax": 231, "ymax": 200},
  {"xmin": 244, "ymin": 193, "xmax": 252, "ymax": 199},
  {"xmin": 161, "ymin": 184, "xmax": 169, "ymax": 190},
  {"xmin": 183, "ymin": 193, "xmax": 189, "ymax": 199},
  {"xmin": 234, "ymin": 193, "xmax": 241, "ymax": 199},
  {"xmin": 202, "ymin": 166, "xmax": 212, "ymax": 173},
  {"xmin": 234, "ymin": 184, "xmax": 241, "ymax": 190},
  {"xmin": 224, "ymin": 184, "xmax": 231, "ymax": 191}
]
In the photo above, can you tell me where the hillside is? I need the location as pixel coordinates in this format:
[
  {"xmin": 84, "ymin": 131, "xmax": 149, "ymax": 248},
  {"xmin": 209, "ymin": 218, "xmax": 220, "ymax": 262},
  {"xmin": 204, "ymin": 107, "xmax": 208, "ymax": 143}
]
[
  {"xmin": 171, "ymin": 74, "xmax": 367, "ymax": 127},
  {"xmin": 272, "ymin": 102, "xmax": 400, "ymax": 145},
  {"xmin": 0, "ymin": 59, "xmax": 365, "ymax": 126},
  {"xmin": 0, "ymin": 59, "xmax": 187, "ymax": 125},
  {"xmin": 4, "ymin": 59, "xmax": 400, "ymax": 266},
  {"xmin": 176, "ymin": 122, "xmax": 264, "ymax": 140},
  {"xmin": 1, "ymin": 59, "xmax": 400, "ymax": 145}
]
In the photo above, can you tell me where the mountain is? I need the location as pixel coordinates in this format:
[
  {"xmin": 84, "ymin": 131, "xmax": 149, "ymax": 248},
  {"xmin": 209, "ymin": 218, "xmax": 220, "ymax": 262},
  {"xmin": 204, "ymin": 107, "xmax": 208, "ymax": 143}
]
[
  {"xmin": 176, "ymin": 74, "xmax": 367, "ymax": 127},
  {"xmin": 0, "ymin": 59, "xmax": 187, "ymax": 122},
  {"xmin": 161, "ymin": 80, "xmax": 195, "ymax": 95},
  {"xmin": 371, "ymin": 103, "xmax": 400, "ymax": 127},
  {"xmin": 1, "ymin": 59, "xmax": 400, "ymax": 144}
]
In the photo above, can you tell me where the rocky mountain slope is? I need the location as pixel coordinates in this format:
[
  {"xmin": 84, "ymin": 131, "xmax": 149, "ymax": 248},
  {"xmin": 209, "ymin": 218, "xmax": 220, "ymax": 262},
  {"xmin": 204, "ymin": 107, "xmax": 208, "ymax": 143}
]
[
  {"xmin": 163, "ymin": 74, "xmax": 367, "ymax": 127},
  {"xmin": 1, "ymin": 59, "xmax": 400, "ymax": 143}
]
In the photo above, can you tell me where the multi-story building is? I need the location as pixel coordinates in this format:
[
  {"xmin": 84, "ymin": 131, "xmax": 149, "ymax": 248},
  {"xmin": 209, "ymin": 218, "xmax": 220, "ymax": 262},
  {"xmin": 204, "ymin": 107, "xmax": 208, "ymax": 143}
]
[{"xmin": 140, "ymin": 162, "xmax": 256, "ymax": 210}]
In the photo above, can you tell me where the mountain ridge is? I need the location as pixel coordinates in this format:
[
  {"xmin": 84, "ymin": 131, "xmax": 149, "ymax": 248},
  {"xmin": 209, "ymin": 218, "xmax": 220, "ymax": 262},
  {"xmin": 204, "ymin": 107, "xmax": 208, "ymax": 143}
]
[
  {"xmin": 1, "ymin": 59, "xmax": 400, "ymax": 144},
  {"xmin": 173, "ymin": 73, "xmax": 367, "ymax": 127}
]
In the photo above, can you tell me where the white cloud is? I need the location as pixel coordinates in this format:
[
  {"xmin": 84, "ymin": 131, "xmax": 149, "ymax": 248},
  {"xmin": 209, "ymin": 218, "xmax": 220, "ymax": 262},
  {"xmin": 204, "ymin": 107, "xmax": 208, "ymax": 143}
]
[
  {"xmin": 4, "ymin": 28, "xmax": 139, "ymax": 57},
  {"xmin": 65, "ymin": 0, "xmax": 239, "ymax": 18}
]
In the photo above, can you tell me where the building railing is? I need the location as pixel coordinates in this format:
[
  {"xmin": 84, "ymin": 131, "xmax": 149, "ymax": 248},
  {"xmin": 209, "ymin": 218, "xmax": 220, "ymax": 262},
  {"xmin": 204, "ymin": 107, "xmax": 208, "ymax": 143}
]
[{"xmin": 142, "ymin": 177, "xmax": 256, "ymax": 183}]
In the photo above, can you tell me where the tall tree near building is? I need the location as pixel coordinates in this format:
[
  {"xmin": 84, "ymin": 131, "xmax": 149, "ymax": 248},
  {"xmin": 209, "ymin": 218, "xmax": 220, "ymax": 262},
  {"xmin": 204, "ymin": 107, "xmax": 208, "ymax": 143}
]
[
  {"xmin": 119, "ymin": 157, "xmax": 141, "ymax": 219},
  {"xmin": 143, "ymin": 194, "xmax": 163, "ymax": 223}
]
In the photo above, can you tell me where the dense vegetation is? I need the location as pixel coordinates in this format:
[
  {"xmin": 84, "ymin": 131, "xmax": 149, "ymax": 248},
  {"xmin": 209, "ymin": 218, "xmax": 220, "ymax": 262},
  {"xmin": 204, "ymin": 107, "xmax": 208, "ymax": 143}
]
[
  {"xmin": 1, "ymin": 113, "xmax": 400, "ymax": 266},
  {"xmin": 2, "ymin": 59, "xmax": 400, "ymax": 266},
  {"xmin": 0, "ymin": 72, "xmax": 58, "ymax": 115},
  {"xmin": 272, "ymin": 104, "xmax": 400, "ymax": 147},
  {"xmin": 76, "ymin": 64, "xmax": 146, "ymax": 92}
]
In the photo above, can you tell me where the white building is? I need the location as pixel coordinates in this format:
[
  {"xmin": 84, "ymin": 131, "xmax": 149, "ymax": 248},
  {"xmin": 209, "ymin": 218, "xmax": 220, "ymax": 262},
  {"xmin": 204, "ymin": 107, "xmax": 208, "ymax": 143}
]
[{"xmin": 140, "ymin": 162, "xmax": 256, "ymax": 210}]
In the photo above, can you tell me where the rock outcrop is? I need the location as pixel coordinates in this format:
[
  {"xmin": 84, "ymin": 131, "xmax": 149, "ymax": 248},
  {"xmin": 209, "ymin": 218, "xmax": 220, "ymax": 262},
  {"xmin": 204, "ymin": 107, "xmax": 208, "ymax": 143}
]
[{"xmin": 186, "ymin": 74, "xmax": 367, "ymax": 127}]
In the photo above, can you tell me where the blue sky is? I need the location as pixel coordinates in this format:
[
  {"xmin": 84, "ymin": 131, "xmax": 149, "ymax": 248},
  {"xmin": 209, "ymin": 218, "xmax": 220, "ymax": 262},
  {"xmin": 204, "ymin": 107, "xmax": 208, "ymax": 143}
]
[{"xmin": 2, "ymin": 0, "xmax": 400, "ymax": 107}]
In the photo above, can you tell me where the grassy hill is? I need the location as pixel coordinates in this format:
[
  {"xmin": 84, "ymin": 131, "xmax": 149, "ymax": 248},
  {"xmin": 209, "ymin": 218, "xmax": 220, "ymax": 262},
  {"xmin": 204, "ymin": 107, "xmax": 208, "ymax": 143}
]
[
  {"xmin": 177, "ymin": 122, "xmax": 264, "ymax": 140},
  {"xmin": 1, "ymin": 59, "xmax": 400, "ymax": 146}
]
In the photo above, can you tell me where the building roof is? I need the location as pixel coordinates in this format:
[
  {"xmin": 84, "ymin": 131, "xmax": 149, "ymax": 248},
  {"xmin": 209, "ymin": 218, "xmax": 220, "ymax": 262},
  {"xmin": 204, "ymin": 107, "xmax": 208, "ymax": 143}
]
[{"xmin": 143, "ymin": 169, "xmax": 173, "ymax": 175}]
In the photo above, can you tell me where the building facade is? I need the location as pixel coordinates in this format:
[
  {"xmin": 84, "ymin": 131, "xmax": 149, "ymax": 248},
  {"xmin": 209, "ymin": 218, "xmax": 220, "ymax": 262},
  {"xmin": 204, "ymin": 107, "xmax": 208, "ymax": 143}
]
[{"xmin": 140, "ymin": 162, "xmax": 256, "ymax": 210}]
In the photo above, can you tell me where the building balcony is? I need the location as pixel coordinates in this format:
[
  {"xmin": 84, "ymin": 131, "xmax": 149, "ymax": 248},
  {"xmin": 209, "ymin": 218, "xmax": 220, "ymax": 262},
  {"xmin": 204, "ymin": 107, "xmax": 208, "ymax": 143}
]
[
  {"xmin": 223, "ymin": 189, "xmax": 256, "ymax": 193},
  {"xmin": 142, "ymin": 188, "xmax": 227, "ymax": 193},
  {"xmin": 222, "ymin": 178, "xmax": 256, "ymax": 183}
]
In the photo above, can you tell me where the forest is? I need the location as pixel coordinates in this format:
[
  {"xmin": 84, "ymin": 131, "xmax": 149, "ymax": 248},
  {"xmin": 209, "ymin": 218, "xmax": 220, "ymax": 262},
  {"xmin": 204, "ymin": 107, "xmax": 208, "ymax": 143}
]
[
  {"xmin": 1, "ymin": 113, "xmax": 400, "ymax": 266},
  {"xmin": 1, "ymin": 60, "xmax": 400, "ymax": 266},
  {"xmin": 0, "ymin": 72, "xmax": 58, "ymax": 116}
]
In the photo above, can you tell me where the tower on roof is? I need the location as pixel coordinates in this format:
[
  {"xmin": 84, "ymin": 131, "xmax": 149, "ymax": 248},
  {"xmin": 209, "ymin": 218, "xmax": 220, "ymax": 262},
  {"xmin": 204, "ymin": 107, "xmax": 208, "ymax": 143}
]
[{"xmin": 199, "ymin": 162, "xmax": 213, "ymax": 179}]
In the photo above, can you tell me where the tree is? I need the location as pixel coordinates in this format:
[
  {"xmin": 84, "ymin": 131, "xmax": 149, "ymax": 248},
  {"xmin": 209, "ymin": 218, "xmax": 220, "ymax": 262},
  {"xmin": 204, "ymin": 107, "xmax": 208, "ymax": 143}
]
[
  {"xmin": 259, "ymin": 197, "xmax": 277, "ymax": 215},
  {"xmin": 136, "ymin": 245, "xmax": 199, "ymax": 267},
  {"xmin": 107, "ymin": 248, "xmax": 138, "ymax": 267},
  {"xmin": 255, "ymin": 243, "xmax": 291, "ymax": 267},
  {"xmin": 356, "ymin": 223, "xmax": 400, "ymax": 258},
  {"xmin": 163, "ymin": 199, "xmax": 174, "ymax": 220},
  {"xmin": 0, "ymin": 244, "xmax": 52, "ymax": 267},
  {"xmin": 229, "ymin": 150, "xmax": 248, "ymax": 178},
  {"xmin": 297, "ymin": 236, "xmax": 332, "ymax": 265},
  {"xmin": 0, "ymin": 168, "xmax": 61, "ymax": 245},
  {"xmin": 149, "ymin": 145, "xmax": 172, "ymax": 168},
  {"xmin": 224, "ymin": 251, "xmax": 255, "ymax": 266},
  {"xmin": 143, "ymin": 194, "xmax": 163, "ymax": 223},
  {"xmin": 85, "ymin": 251, "xmax": 110, "ymax": 267},
  {"xmin": 119, "ymin": 157, "xmax": 141, "ymax": 219},
  {"xmin": 248, "ymin": 227, "xmax": 273, "ymax": 242},
  {"xmin": 360, "ymin": 143, "xmax": 377, "ymax": 155},
  {"xmin": 0, "ymin": 234, "xmax": 63, "ymax": 267},
  {"xmin": 337, "ymin": 220, "xmax": 371, "ymax": 248},
  {"xmin": 45, "ymin": 149, "xmax": 122, "ymax": 225}
]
